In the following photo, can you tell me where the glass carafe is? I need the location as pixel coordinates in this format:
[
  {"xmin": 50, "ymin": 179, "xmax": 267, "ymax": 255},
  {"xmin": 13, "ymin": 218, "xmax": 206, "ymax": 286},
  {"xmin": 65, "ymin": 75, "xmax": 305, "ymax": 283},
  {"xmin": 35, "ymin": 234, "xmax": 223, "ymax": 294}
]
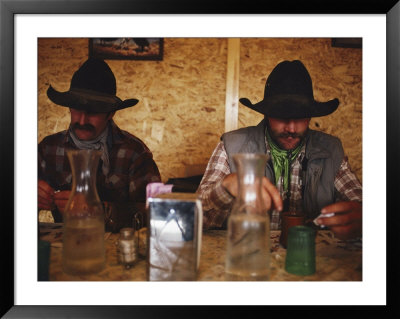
[
  {"xmin": 225, "ymin": 153, "xmax": 271, "ymax": 281},
  {"xmin": 62, "ymin": 149, "xmax": 105, "ymax": 275}
]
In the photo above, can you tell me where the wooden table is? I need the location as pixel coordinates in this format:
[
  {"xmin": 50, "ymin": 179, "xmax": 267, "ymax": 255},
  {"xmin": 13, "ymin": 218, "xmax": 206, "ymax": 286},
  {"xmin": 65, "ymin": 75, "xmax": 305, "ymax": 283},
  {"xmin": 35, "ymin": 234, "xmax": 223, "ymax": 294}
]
[{"xmin": 39, "ymin": 223, "xmax": 362, "ymax": 281}]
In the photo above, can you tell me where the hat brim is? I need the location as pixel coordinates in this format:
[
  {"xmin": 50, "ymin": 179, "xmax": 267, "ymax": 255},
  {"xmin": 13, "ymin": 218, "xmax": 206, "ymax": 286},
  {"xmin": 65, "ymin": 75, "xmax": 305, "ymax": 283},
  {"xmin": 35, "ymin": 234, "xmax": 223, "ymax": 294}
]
[
  {"xmin": 240, "ymin": 95, "xmax": 339, "ymax": 119},
  {"xmin": 47, "ymin": 85, "xmax": 139, "ymax": 113}
]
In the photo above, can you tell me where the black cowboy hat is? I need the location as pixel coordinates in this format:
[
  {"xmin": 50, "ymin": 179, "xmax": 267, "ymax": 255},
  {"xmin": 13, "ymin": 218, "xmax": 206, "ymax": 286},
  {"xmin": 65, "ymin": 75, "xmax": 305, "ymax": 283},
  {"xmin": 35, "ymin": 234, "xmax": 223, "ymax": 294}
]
[
  {"xmin": 239, "ymin": 60, "xmax": 339, "ymax": 119},
  {"xmin": 47, "ymin": 57, "xmax": 139, "ymax": 113}
]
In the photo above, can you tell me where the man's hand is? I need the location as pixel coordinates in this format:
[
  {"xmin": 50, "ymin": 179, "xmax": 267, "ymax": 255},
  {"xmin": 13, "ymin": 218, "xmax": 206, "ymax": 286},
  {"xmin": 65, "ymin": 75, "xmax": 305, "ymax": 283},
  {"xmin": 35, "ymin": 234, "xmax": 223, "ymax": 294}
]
[
  {"xmin": 38, "ymin": 180, "xmax": 56, "ymax": 210},
  {"xmin": 317, "ymin": 201, "xmax": 362, "ymax": 240},
  {"xmin": 222, "ymin": 173, "xmax": 283, "ymax": 212},
  {"xmin": 53, "ymin": 190, "xmax": 72, "ymax": 214}
]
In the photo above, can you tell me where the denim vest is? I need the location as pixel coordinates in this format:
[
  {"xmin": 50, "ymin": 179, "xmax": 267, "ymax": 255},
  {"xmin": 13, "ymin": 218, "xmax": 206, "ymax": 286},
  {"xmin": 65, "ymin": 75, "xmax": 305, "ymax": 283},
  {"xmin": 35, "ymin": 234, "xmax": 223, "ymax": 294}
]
[{"xmin": 221, "ymin": 119, "xmax": 344, "ymax": 219}]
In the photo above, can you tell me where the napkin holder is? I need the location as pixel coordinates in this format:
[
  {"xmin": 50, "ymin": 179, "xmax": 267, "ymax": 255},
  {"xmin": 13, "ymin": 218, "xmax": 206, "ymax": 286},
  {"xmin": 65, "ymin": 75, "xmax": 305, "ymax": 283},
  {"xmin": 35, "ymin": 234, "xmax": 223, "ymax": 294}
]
[{"xmin": 147, "ymin": 193, "xmax": 203, "ymax": 281}]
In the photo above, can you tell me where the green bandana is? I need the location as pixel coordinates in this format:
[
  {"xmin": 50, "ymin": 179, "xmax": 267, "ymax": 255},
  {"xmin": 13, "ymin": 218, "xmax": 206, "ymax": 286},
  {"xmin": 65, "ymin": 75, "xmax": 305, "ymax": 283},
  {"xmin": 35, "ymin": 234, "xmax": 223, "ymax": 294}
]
[{"xmin": 266, "ymin": 129, "xmax": 303, "ymax": 192}]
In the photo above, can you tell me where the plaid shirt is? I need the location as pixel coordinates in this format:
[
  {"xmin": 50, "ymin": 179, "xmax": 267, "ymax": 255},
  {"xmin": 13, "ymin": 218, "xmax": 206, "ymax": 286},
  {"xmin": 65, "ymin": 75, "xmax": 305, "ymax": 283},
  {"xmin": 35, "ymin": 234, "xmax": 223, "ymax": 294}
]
[
  {"xmin": 38, "ymin": 120, "xmax": 161, "ymax": 224},
  {"xmin": 197, "ymin": 138, "xmax": 362, "ymax": 230}
]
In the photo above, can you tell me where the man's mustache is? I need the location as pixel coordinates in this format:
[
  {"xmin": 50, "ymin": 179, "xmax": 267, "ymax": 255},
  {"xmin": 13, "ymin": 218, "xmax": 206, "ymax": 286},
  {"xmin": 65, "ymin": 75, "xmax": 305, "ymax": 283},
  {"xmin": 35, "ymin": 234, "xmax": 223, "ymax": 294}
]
[
  {"xmin": 72, "ymin": 122, "xmax": 95, "ymax": 132},
  {"xmin": 277, "ymin": 132, "xmax": 303, "ymax": 139}
]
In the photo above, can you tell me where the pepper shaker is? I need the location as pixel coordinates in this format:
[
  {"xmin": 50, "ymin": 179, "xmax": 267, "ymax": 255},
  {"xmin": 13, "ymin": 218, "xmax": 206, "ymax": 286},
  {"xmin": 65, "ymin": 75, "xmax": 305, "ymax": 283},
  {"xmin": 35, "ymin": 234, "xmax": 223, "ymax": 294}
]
[{"xmin": 117, "ymin": 227, "xmax": 138, "ymax": 269}]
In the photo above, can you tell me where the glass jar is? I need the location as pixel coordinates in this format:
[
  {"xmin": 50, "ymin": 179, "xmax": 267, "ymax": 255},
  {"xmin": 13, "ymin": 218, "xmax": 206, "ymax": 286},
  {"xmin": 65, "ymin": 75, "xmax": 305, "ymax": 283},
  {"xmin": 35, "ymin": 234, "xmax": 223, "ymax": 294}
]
[
  {"xmin": 225, "ymin": 153, "xmax": 271, "ymax": 281},
  {"xmin": 62, "ymin": 150, "xmax": 105, "ymax": 275}
]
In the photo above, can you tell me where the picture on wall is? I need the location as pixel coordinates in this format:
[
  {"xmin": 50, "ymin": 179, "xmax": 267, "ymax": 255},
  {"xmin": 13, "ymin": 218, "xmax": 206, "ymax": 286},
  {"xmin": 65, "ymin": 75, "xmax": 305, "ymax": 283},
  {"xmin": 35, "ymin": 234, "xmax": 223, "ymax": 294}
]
[
  {"xmin": 331, "ymin": 37, "xmax": 362, "ymax": 48},
  {"xmin": 89, "ymin": 38, "xmax": 164, "ymax": 60}
]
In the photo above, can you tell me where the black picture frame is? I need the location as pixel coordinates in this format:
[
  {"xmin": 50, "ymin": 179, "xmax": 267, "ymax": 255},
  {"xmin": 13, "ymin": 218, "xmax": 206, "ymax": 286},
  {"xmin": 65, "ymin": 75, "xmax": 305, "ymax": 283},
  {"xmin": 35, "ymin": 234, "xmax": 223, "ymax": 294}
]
[
  {"xmin": 89, "ymin": 38, "xmax": 164, "ymax": 61},
  {"xmin": 331, "ymin": 37, "xmax": 362, "ymax": 48},
  {"xmin": 1, "ymin": 0, "xmax": 399, "ymax": 318}
]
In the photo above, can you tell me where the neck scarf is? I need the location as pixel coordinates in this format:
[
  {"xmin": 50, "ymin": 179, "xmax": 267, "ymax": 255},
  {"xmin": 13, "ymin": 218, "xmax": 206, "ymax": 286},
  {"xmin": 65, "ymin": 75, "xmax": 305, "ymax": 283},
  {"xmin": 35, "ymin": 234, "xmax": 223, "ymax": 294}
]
[
  {"xmin": 68, "ymin": 123, "xmax": 110, "ymax": 176},
  {"xmin": 266, "ymin": 129, "xmax": 303, "ymax": 192}
]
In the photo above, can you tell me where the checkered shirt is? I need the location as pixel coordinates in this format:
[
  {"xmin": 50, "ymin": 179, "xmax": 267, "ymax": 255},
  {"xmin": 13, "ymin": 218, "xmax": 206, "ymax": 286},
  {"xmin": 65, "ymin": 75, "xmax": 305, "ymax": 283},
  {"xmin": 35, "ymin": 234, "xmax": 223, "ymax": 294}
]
[
  {"xmin": 38, "ymin": 120, "xmax": 161, "ymax": 206},
  {"xmin": 197, "ymin": 138, "xmax": 362, "ymax": 230}
]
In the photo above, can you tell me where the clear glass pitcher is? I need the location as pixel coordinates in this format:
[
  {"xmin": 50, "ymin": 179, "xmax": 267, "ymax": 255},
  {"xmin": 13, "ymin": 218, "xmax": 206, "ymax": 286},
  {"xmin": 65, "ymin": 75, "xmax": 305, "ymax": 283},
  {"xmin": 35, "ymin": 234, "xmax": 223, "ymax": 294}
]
[
  {"xmin": 225, "ymin": 153, "xmax": 271, "ymax": 281},
  {"xmin": 62, "ymin": 149, "xmax": 105, "ymax": 275}
]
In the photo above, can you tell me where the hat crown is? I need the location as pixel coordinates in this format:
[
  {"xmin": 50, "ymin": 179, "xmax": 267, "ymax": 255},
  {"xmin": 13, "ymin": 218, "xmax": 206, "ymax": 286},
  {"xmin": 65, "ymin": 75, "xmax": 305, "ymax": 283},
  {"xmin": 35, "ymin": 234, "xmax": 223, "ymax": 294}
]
[
  {"xmin": 47, "ymin": 57, "xmax": 139, "ymax": 112},
  {"xmin": 239, "ymin": 59, "xmax": 339, "ymax": 119},
  {"xmin": 70, "ymin": 57, "xmax": 116, "ymax": 95},
  {"xmin": 264, "ymin": 60, "xmax": 313, "ymax": 99}
]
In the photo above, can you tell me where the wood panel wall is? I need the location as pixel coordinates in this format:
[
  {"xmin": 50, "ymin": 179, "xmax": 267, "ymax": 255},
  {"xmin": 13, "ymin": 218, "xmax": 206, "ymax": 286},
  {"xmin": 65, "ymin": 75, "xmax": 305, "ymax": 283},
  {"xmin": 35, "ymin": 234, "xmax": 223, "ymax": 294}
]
[{"xmin": 38, "ymin": 38, "xmax": 362, "ymax": 183}]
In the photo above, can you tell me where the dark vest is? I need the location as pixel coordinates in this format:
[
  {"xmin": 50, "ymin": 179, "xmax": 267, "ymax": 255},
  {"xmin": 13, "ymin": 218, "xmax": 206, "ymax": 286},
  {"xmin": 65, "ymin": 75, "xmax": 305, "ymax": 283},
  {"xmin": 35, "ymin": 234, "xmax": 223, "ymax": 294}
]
[{"xmin": 221, "ymin": 119, "xmax": 344, "ymax": 219}]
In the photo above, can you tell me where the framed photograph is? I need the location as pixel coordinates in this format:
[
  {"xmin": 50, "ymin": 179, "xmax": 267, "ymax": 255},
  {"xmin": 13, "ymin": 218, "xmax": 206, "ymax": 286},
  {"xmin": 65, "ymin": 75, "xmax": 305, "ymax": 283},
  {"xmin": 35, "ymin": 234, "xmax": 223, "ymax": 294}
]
[{"xmin": 89, "ymin": 37, "xmax": 164, "ymax": 60}]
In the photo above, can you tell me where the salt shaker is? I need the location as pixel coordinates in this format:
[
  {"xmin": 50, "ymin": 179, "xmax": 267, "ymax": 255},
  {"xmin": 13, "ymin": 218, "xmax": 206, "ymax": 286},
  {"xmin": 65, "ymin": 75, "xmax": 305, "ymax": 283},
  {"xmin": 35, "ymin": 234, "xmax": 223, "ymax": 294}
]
[{"xmin": 117, "ymin": 227, "xmax": 138, "ymax": 269}]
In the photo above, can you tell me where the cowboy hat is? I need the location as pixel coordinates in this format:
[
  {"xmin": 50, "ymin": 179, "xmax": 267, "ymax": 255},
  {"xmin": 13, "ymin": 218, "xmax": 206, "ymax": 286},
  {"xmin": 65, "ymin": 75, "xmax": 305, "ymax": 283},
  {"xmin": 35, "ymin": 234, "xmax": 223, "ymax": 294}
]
[
  {"xmin": 239, "ymin": 60, "xmax": 339, "ymax": 119},
  {"xmin": 47, "ymin": 57, "xmax": 138, "ymax": 113}
]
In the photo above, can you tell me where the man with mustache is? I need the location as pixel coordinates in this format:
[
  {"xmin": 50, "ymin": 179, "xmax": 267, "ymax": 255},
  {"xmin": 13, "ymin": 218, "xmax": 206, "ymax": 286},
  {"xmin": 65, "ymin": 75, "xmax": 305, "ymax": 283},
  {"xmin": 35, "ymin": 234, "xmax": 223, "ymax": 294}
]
[
  {"xmin": 197, "ymin": 60, "xmax": 362, "ymax": 240},
  {"xmin": 38, "ymin": 57, "xmax": 161, "ymax": 232}
]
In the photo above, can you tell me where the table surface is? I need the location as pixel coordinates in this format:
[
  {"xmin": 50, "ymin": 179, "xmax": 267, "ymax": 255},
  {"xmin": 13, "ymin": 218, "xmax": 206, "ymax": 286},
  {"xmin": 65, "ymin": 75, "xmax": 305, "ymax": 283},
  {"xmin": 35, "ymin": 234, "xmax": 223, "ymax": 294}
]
[{"xmin": 39, "ymin": 223, "xmax": 362, "ymax": 281}]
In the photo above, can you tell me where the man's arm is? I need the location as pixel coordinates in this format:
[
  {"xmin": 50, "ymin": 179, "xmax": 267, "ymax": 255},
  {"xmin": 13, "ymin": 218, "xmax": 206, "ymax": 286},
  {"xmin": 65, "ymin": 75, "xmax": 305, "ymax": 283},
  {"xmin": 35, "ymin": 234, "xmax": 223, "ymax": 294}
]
[
  {"xmin": 38, "ymin": 179, "xmax": 56, "ymax": 211},
  {"xmin": 105, "ymin": 151, "xmax": 161, "ymax": 233},
  {"xmin": 38, "ymin": 142, "xmax": 57, "ymax": 211},
  {"xmin": 333, "ymin": 156, "xmax": 362, "ymax": 203},
  {"xmin": 196, "ymin": 142, "xmax": 235, "ymax": 229},
  {"xmin": 128, "ymin": 151, "xmax": 161, "ymax": 202},
  {"xmin": 317, "ymin": 157, "xmax": 362, "ymax": 240}
]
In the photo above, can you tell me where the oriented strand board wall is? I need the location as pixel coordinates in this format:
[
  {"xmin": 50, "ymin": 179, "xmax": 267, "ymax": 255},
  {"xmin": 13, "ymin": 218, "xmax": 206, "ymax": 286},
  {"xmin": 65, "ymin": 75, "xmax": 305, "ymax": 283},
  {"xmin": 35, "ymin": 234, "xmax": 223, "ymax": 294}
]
[{"xmin": 38, "ymin": 38, "xmax": 362, "ymax": 183}]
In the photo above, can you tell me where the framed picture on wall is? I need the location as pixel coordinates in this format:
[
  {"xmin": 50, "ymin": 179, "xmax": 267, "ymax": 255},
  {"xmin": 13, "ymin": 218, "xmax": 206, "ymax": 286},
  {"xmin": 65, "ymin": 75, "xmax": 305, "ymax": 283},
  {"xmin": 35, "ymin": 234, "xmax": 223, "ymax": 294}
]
[
  {"xmin": 89, "ymin": 38, "xmax": 164, "ymax": 60},
  {"xmin": 331, "ymin": 37, "xmax": 362, "ymax": 48}
]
